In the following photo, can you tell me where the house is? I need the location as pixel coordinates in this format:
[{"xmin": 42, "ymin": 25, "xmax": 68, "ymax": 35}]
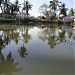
[{"xmin": 62, "ymin": 16, "xmax": 74, "ymax": 22}]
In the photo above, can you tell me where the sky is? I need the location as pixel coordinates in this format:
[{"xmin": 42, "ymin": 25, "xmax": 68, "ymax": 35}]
[{"xmin": 7, "ymin": 0, "xmax": 75, "ymax": 17}]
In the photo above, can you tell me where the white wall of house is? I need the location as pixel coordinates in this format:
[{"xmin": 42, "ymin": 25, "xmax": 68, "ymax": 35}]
[{"xmin": 62, "ymin": 16, "xmax": 73, "ymax": 22}]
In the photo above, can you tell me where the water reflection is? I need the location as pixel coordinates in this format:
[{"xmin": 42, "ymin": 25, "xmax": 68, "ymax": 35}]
[
  {"xmin": 38, "ymin": 25, "xmax": 75, "ymax": 48},
  {"xmin": 0, "ymin": 36, "xmax": 4, "ymax": 50},
  {"xmin": 48, "ymin": 35, "xmax": 56, "ymax": 49},
  {"xmin": 58, "ymin": 30, "xmax": 66, "ymax": 43},
  {"xmin": 0, "ymin": 51, "xmax": 22, "ymax": 75},
  {"xmin": 18, "ymin": 45, "xmax": 28, "ymax": 58},
  {"xmin": 0, "ymin": 24, "xmax": 74, "ymax": 49},
  {"xmin": 0, "ymin": 24, "xmax": 74, "ymax": 74},
  {"xmin": 21, "ymin": 26, "xmax": 31, "ymax": 43}
]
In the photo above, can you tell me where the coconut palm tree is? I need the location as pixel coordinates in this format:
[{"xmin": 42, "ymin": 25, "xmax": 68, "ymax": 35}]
[
  {"xmin": 0, "ymin": 0, "xmax": 3, "ymax": 13},
  {"xmin": 0, "ymin": 0, "xmax": 12, "ymax": 18},
  {"xmin": 59, "ymin": 3, "xmax": 68, "ymax": 16},
  {"xmin": 22, "ymin": 0, "xmax": 32, "ymax": 17},
  {"xmin": 4, "ymin": 0, "xmax": 10, "ymax": 13},
  {"xmin": 13, "ymin": 0, "xmax": 20, "ymax": 14},
  {"xmin": 49, "ymin": 0, "xmax": 62, "ymax": 15}
]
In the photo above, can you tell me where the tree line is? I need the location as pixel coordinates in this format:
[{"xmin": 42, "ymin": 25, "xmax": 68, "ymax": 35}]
[
  {"xmin": 39, "ymin": 0, "xmax": 75, "ymax": 18},
  {"xmin": 0, "ymin": 0, "xmax": 74, "ymax": 19}
]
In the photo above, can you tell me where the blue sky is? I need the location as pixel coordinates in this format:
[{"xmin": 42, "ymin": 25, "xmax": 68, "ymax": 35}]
[{"xmin": 10, "ymin": 0, "xmax": 75, "ymax": 17}]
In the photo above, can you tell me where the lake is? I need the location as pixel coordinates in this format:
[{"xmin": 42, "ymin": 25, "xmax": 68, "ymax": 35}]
[{"xmin": 0, "ymin": 24, "xmax": 75, "ymax": 75}]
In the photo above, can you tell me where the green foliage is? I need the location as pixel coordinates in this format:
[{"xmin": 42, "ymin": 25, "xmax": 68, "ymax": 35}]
[
  {"xmin": 22, "ymin": 0, "xmax": 32, "ymax": 16},
  {"xmin": 68, "ymin": 8, "xmax": 74, "ymax": 16},
  {"xmin": 0, "ymin": 0, "xmax": 3, "ymax": 5},
  {"xmin": 59, "ymin": 3, "xmax": 68, "ymax": 16},
  {"xmin": 39, "ymin": 3, "xmax": 48, "ymax": 17},
  {"xmin": 49, "ymin": 0, "xmax": 57, "ymax": 12},
  {"xmin": 53, "ymin": 18, "xmax": 61, "ymax": 22},
  {"xmin": 49, "ymin": 0, "xmax": 61, "ymax": 13}
]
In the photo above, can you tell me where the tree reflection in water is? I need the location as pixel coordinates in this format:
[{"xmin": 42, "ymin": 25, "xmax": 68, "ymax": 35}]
[
  {"xmin": 0, "ymin": 51, "xmax": 22, "ymax": 75},
  {"xmin": 67, "ymin": 31, "xmax": 73, "ymax": 38},
  {"xmin": 38, "ymin": 25, "xmax": 48, "ymax": 42},
  {"xmin": 0, "ymin": 36, "xmax": 6, "ymax": 52},
  {"xmin": 12, "ymin": 32, "xmax": 19, "ymax": 44},
  {"xmin": 48, "ymin": 35, "xmax": 56, "ymax": 49},
  {"xmin": 18, "ymin": 45, "xmax": 28, "ymax": 58},
  {"xmin": 58, "ymin": 30, "xmax": 66, "ymax": 43},
  {"xmin": 4, "ymin": 34, "xmax": 10, "ymax": 45},
  {"xmin": 22, "ymin": 26, "xmax": 31, "ymax": 44},
  {"xmin": 0, "ymin": 32, "xmax": 22, "ymax": 74},
  {"xmin": 38, "ymin": 25, "xmax": 75, "ymax": 49},
  {"xmin": 0, "ymin": 25, "xmax": 32, "ymax": 45},
  {"xmin": 3, "ymin": 30, "xmax": 20, "ymax": 44}
]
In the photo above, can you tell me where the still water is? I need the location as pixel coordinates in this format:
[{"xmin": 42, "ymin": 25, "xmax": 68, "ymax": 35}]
[{"xmin": 0, "ymin": 24, "xmax": 75, "ymax": 75}]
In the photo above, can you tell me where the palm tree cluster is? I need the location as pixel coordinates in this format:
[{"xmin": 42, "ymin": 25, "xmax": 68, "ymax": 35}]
[{"xmin": 0, "ymin": 0, "xmax": 32, "ymax": 18}]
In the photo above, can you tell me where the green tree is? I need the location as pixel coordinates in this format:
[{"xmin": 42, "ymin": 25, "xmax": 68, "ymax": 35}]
[
  {"xmin": 49, "ymin": 0, "xmax": 61, "ymax": 15},
  {"xmin": 13, "ymin": 0, "xmax": 20, "ymax": 13},
  {"xmin": 68, "ymin": 8, "xmax": 74, "ymax": 16},
  {"xmin": 3, "ymin": 0, "xmax": 10, "ymax": 14},
  {"xmin": 0, "ymin": 0, "xmax": 3, "ymax": 13},
  {"xmin": 0, "ymin": 0, "xmax": 3, "ymax": 5},
  {"xmin": 22, "ymin": 0, "xmax": 32, "ymax": 17},
  {"xmin": 59, "ymin": 3, "xmax": 68, "ymax": 16},
  {"xmin": 39, "ymin": 3, "xmax": 49, "ymax": 17}
]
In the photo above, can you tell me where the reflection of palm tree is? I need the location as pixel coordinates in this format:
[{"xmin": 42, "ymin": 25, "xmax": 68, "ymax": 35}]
[
  {"xmin": 0, "ymin": 51, "xmax": 22, "ymax": 75},
  {"xmin": 3, "ymin": 30, "xmax": 19, "ymax": 44},
  {"xmin": 48, "ymin": 35, "xmax": 56, "ymax": 49},
  {"xmin": 22, "ymin": 26, "xmax": 31, "ymax": 44},
  {"xmin": 3, "ymin": 30, "xmax": 12, "ymax": 45},
  {"xmin": 0, "ymin": 51, "xmax": 5, "ymax": 74},
  {"xmin": 67, "ymin": 31, "xmax": 73, "ymax": 38},
  {"xmin": 4, "ymin": 35, "xmax": 10, "ymax": 45},
  {"xmin": 18, "ymin": 45, "xmax": 28, "ymax": 58},
  {"xmin": 73, "ymin": 36, "xmax": 75, "ymax": 40},
  {"xmin": 38, "ymin": 26, "xmax": 48, "ymax": 42},
  {"xmin": 13, "ymin": 32, "xmax": 19, "ymax": 44},
  {"xmin": 58, "ymin": 30, "xmax": 65, "ymax": 42},
  {"xmin": 0, "ymin": 36, "xmax": 5, "ymax": 51}
]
